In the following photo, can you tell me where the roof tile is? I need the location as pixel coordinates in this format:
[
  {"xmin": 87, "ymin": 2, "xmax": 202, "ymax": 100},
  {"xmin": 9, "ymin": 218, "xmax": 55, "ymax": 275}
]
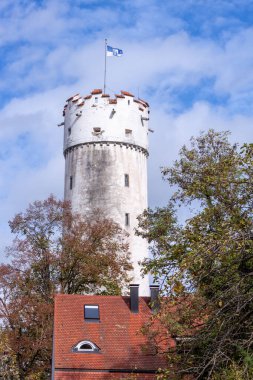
[
  {"xmin": 121, "ymin": 90, "xmax": 134, "ymax": 97},
  {"xmin": 54, "ymin": 294, "xmax": 168, "ymax": 373},
  {"xmin": 91, "ymin": 89, "xmax": 103, "ymax": 95}
]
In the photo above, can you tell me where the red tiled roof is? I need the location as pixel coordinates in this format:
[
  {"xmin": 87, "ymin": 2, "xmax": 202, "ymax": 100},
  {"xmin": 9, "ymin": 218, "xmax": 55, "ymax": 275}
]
[
  {"xmin": 138, "ymin": 98, "xmax": 149, "ymax": 107},
  {"xmin": 84, "ymin": 95, "xmax": 92, "ymax": 100},
  {"xmin": 66, "ymin": 94, "xmax": 79, "ymax": 102},
  {"xmin": 121, "ymin": 90, "xmax": 134, "ymax": 97},
  {"xmin": 134, "ymin": 99, "xmax": 144, "ymax": 105},
  {"xmin": 91, "ymin": 89, "xmax": 103, "ymax": 95},
  {"xmin": 53, "ymin": 294, "xmax": 168, "ymax": 374},
  {"xmin": 109, "ymin": 99, "xmax": 117, "ymax": 104},
  {"xmin": 55, "ymin": 373, "xmax": 158, "ymax": 379},
  {"xmin": 101, "ymin": 94, "xmax": 110, "ymax": 97}
]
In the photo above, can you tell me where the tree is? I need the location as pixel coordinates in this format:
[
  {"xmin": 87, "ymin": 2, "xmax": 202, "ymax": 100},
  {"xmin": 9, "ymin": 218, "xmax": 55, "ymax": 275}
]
[
  {"xmin": 0, "ymin": 327, "xmax": 19, "ymax": 380},
  {"xmin": 0, "ymin": 267, "xmax": 53, "ymax": 379},
  {"xmin": 59, "ymin": 209, "xmax": 132, "ymax": 295},
  {"xmin": 137, "ymin": 130, "xmax": 253, "ymax": 379},
  {"xmin": 0, "ymin": 196, "xmax": 132, "ymax": 379}
]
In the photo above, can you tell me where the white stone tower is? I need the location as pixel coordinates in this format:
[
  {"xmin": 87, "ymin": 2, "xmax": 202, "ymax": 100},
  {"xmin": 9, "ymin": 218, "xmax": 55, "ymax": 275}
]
[{"xmin": 62, "ymin": 89, "xmax": 150, "ymax": 296}]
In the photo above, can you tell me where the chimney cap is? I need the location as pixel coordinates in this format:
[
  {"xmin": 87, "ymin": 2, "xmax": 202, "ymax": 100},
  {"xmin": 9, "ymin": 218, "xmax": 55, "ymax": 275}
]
[{"xmin": 150, "ymin": 284, "xmax": 159, "ymax": 289}]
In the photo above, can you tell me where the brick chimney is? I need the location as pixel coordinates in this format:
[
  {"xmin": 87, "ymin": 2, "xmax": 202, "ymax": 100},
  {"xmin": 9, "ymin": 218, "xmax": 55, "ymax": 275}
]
[{"xmin": 150, "ymin": 285, "xmax": 160, "ymax": 313}]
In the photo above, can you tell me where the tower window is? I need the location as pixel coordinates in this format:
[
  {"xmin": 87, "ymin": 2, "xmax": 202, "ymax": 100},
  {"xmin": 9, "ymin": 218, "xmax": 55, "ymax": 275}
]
[
  {"xmin": 128, "ymin": 100, "xmax": 130, "ymax": 105},
  {"xmin": 95, "ymin": 97, "xmax": 98, "ymax": 103},
  {"xmin": 125, "ymin": 129, "xmax": 132, "ymax": 137},
  {"xmin": 93, "ymin": 127, "xmax": 101, "ymax": 133},
  {"xmin": 125, "ymin": 213, "xmax": 130, "ymax": 226},
  {"xmin": 84, "ymin": 305, "xmax": 100, "ymax": 321},
  {"xmin": 68, "ymin": 127, "xmax": 71, "ymax": 136},
  {"xmin": 124, "ymin": 174, "xmax": 129, "ymax": 187},
  {"xmin": 70, "ymin": 176, "xmax": 73, "ymax": 190}
]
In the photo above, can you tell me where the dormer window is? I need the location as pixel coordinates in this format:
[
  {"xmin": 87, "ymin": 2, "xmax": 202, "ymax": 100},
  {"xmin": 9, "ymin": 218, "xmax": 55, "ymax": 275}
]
[
  {"xmin": 84, "ymin": 305, "xmax": 100, "ymax": 321},
  {"xmin": 72, "ymin": 340, "xmax": 100, "ymax": 353}
]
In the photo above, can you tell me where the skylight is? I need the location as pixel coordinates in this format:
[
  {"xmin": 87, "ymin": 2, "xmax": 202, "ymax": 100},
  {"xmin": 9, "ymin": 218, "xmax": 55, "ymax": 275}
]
[{"xmin": 84, "ymin": 305, "xmax": 100, "ymax": 321}]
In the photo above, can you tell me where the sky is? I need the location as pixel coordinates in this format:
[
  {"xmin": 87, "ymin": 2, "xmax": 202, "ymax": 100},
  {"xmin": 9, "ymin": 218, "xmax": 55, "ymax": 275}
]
[{"xmin": 1, "ymin": 0, "xmax": 253, "ymax": 260}]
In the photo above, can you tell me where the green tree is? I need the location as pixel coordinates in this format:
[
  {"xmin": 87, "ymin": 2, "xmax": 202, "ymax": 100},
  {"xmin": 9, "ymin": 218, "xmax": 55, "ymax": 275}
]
[
  {"xmin": 0, "ymin": 196, "xmax": 132, "ymax": 379},
  {"xmin": 137, "ymin": 130, "xmax": 253, "ymax": 379}
]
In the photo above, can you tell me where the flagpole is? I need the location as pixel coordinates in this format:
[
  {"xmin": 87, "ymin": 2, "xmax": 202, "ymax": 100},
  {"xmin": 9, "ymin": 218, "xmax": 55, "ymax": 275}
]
[{"xmin": 104, "ymin": 39, "xmax": 107, "ymax": 94}]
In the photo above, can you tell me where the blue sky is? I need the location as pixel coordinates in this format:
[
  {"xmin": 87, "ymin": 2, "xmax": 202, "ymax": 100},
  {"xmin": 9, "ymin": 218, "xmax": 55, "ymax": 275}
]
[{"xmin": 1, "ymin": 0, "xmax": 253, "ymax": 259}]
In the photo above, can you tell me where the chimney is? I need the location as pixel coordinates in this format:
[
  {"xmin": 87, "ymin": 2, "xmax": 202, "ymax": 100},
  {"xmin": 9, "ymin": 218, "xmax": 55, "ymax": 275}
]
[
  {"xmin": 130, "ymin": 284, "xmax": 139, "ymax": 313},
  {"xmin": 150, "ymin": 285, "xmax": 160, "ymax": 313}
]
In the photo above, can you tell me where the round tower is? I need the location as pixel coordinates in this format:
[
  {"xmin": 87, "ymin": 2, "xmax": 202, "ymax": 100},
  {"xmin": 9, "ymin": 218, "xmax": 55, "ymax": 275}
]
[{"xmin": 62, "ymin": 89, "xmax": 150, "ymax": 296}]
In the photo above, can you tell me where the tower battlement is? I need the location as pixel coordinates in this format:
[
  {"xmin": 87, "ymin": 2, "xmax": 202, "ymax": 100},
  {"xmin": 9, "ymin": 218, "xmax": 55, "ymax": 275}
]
[{"xmin": 63, "ymin": 89, "xmax": 150, "ymax": 155}]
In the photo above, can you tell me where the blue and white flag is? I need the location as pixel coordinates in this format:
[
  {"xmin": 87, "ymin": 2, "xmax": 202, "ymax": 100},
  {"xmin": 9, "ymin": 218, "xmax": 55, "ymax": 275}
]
[{"xmin": 107, "ymin": 45, "xmax": 123, "ymax": 57}]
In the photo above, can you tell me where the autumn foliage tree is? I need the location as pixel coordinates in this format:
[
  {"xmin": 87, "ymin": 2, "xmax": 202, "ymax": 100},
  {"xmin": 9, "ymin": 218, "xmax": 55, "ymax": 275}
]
[
  {"xmin": 137, "ymin": 130, "xmax": 253, "ymax": 379},
  {"xmin": 0, "ymin": 196, "xmax": 132, "ymax": 379}
]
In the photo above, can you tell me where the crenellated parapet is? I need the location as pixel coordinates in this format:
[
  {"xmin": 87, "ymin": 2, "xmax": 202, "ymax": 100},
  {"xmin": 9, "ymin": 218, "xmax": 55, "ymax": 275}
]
[{"xmin": 62, "ymin": 89, "xmax": 150, "ymax": 155}]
